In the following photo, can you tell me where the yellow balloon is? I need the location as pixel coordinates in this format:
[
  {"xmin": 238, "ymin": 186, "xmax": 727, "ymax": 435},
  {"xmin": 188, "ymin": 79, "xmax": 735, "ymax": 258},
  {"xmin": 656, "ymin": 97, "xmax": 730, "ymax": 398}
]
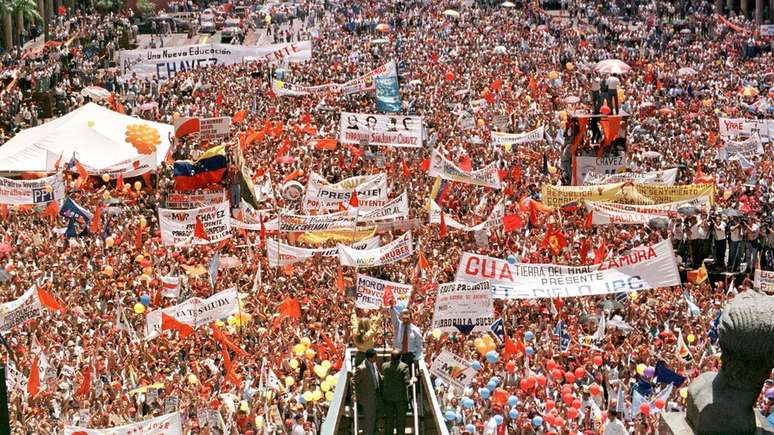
[
  {"xmin": 629, "ymin": 291, "xmax": 638, "ymax": 301},
  {"xmin": 679, "ymin": 387, "xmax": 688, "ymax": 399},
  {"xmin": 474, "ymin": 338, "xmax": 483, "ymax": 348},
  {"xmin": 87, "ymin": 120, "xmax": 95, "ymax": 128},
  {"xmin": 139, "ymin": 217, "xmax": 147, "ymax": 228},
  {"xmin": 321, "ymin": 360, "xmax": 331, "ymax": 369},
  {"xmin": 636, "ymin": 363, "xmax": 646, "ymax": 376},
  {"xmin": 215, "ymin": 320, "xmax": 225, "ymax": 327},
  {"xmin": 482, "ymin": 335, "xmax": 493, "ymax": 344},
  {"xmin": 303, "ymin": 391, "xmax": 313, "ymax": 402},
  {"xmin": 312, "ymin": 390, "xmax": 322, "ymax": 401},
  {"xmin": 325, "ymin": 391, "xmax": 334, "ymax": 401},
  {"xmin": 105, "ymin": 237, "xmax": 114, "ymax": 248},
  {"xmin": 102, "ymin": 265, "xmax": 114, "ymax": 276},
  {"xmin": 135, "ymin": 254, "xmax": 144, "ymax": 263},
  {"xmin": 432, "ymin": 329, "xmax": 442, "ymax": 339},
  {"xmin": 290, "ymin": 359, "xmax": 299, "ymax": 369},
  {"xmin": 304, "ymin": 348, "xmax": 316, "ymax": 360},
  {"xmin": 321, "ymin": 381, "xmax": 331, "ymax": 392},
  {"xmin": 487, "ymin": 342, "xmax": 497, "ymax": 352},
  {"xmin": 143, "ymin": 266, "xmax": 153, "ymax": 275},
  {"xmin": 285, "ymin": 376, "xmax": 295, "ymax": 387},
  {"xmin": 134, "ymin": 181, "xmax": 142, "ymax": 191},
  {"xmin": 325, "ymin": 375, "xmax": 335, "ymax": 385},
  {"xmin": 548, "ymin": 71, "xmax": 559, "ymax": 80},
  {"xmin": 301, "ymin": 337, "xmax": 312, "ymax": 347},
  {"xmin": 133, "ymin": 303, "xmax": 145, "ymax": 314},
  {"xmin": 313, "ymin": 364, "xmax": 328, "ymax": 379},
  {"xmin": 188, "ymin": 374, "xmax": 198, "ymax": 384},
  {"xmin": 293, "ymin": 343, "xmax": 307, "ymax": 356},
  {"xmin": 102, "ymin": 190, "xmax": 111, "ymax": 200},
  {"xmin": 101, "ymin": 174, "xmax": 110, "ymax": 182},
  {"xmin": 687, "ymin": 334, "xmax": 696, "ymax": 344},
  {"xmin": 227, "ymin": 315, "xmax": 237, "ymax": 326}
]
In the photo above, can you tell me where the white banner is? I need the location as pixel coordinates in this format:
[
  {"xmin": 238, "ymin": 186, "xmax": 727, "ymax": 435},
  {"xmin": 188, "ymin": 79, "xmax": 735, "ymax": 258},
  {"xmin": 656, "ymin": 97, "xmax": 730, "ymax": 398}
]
[
  {"xmin": 428, "ymin": 198, "xmax": 504, "ymax": 232},
  {"xmin": 120, "ymin": 43, "xmax": 310, "ymax": 80},
  {"xmin": 490, "ymin": 126, "xmax": 544, "ymax": 146},
  {"xmin": 166, "ymin": 190, "xmax": 226, "ymax": 209},
  {"xmin": 586, "ymin": 196, "xmax": 712, "ymax": 225},
  {"xmin": 158, "ymin": 201, "xmax": 231, "ymax": 246},
  {"xmin": 65, "ymin": 412, "xmax": 182, "ymax": 435},
  {"xmin": 718, "ymin": 117, "xmax": 773, "ymax": 139},
  {"xmin": 718, "ymin": 134, "xmax": 764, "ymax": 159},
  {"xmin": 455, "ymin": 240, "xmax": 680, "ymax": 299},
  {"xmin": 358, "ymin": 192, "xmax": 409, "ymax": 222},
  {"xmin": 339, "ymin": 112, "xmax": 423, "ymax": 148},
  {"xmin": 0, "ymin": 174, "xmax": 65, "ymax": 205},
  {"xmin": 144, "ymin": 288, "xmax": 239, "ymax": 340},
  {"xmin": 428, "ymin": 149, "xmax": 501, "ymax": 189},
  {"xmin": 82, "ymin": 153, "xmax": 158, "ymax": 179},
  {"xmin": 273, "ymin": 61, "xmax": 395, "ymax": 97},
  {"xmin": 0, "ymin": 285, "xmax": 42, "ymax": 332},
  {"xmin": 355, "ymin": 274, "xmax": 412, "ymax": 310},
  {"xmin": 754, "ymin": 269, "xmax": 774, "ymax": 293},
  {"xmin": 266, "ymin": 237, "xmax": 380, "ymax": 266},
  {"xmin": 244, "ymin": 40, "xmax": 312, "ymax": 64},
  {"xmin": 199, "ymin": 117, "xmax": 231, "ymax": 141},
  {"xmin": 5, "ymin": 363, "xmax": 27, "ymax": 394},
  {"xmin": 338, "ymin": 231, "xmax": 413, "ymax": 267},
  {"xmin": 584, "ymin": 168, "xmax": 678, "ymax": 186},
  {"xmin": 431, "ymin": 281, "xmax": 494, "ymax": 333},
  {"xmin": 574, "ymin": 155, "xmax": 627, "ymax": 185},
  {"xmin": 279, "ymin": 211, "xmax": 355, "ymax": 232},
  {"xmin": 303, "ymin": 172, "xmax": 388, "ymax": 212},
  {"xmin": 429, "ymin": 351, "xmax": 477, "ymax": 391},
  {"xmin": 160, "ymin": 275, "xmax": 180, "ymax": 298}
]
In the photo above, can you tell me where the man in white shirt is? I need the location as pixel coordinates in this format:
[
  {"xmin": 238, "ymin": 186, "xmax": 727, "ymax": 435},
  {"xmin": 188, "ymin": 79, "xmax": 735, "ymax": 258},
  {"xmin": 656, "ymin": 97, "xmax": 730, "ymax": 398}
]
[
  {"xmin": 603, "ymin": 409, "xmax": 627, "ymax": 435},
  {"xmin": 606, "ymin": 75, "xmax": 620, "ymax": 114},
  {"xmin": 744, "ymin": 218, "xmax": 760, "ymax": 273},
  {"xmin": 729, "ymin": 218, "xmax": 744, "ymax": 271},
  {"xmin": 689, "ymin": 215, "xmax": 709, "ymax": 268},
  {"xmin": 710, "ymin": 213, "xmax": 727, "ymax": 270}
]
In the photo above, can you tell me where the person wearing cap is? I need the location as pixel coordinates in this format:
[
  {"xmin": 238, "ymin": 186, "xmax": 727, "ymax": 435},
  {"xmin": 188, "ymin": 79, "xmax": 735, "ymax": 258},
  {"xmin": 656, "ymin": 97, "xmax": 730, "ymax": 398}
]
[
  {"xmin": 353, "ymin": 348, "xmax": 381, "ymax": 435},
  {"xmin": 381, "ymin": 349, "xmax": 410, "ymax": 435}
]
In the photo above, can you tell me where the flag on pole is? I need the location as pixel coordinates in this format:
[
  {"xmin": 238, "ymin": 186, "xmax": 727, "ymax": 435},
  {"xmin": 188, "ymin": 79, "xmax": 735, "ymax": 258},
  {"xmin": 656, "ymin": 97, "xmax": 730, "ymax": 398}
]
[
  {"xmin": 266, "ymin": 369, "xmax": 282, "ymax": 391},
  {"xmin": 676, "ymin": 330, "xmax": 693, "ymax": 363},
  {"xmin": 161, "ymin": 275, "xmax": 180, "ymax": 298}
]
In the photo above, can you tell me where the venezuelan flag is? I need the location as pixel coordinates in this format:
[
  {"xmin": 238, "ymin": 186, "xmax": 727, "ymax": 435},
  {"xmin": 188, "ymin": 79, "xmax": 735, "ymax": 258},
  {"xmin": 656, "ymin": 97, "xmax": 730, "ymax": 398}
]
[
  {"xmin": 429, "ymin": 176, "xmax": 449, "ymax": 204},
  {"xmin": 173, "ymin": 145, "xmax": 228, "ymax": 191}
]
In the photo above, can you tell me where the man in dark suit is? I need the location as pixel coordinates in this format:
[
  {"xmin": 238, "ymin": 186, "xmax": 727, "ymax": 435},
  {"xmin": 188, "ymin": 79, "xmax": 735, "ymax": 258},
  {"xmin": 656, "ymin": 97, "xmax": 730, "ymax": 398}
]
[
  {"xmin": 381, "ymin": 349, "xmax": 411, "ymax": 435},
  {"xmin": 354, "ymin": 348, "xmax": 381, "ymax": 434}
]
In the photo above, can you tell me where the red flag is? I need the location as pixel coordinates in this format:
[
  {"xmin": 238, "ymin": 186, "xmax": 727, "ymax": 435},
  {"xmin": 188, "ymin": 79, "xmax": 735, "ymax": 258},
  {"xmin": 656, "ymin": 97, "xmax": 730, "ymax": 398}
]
[
  {"xmin": 439, "ymin": 211, "xmax": 448, "ymax": 238},
  {"xmin": 459, "ymin": 156, "xmax": 472, "ymax": 171},
  {"xmin": 541, "ymin": 226, "xmax": 567, "ymax": 256},
  {"xmin": 420, "ymin": 159, "xmax": 430, "ymax": 172},
  {"xmin": 74, "ymin": 161, "xmax": 89, "ymax": 189},
  {"xmin": 580, "ymin": 238, "xmax": 591, "ymax": 264},
  {"xmin": 161, "ymin": 312, "xmax": 195, "ymax": 338},
  {"xmin": 215, "ymin": 92, "xmax": 224, "ymax": 105},
  {"xmin": 708, "ymin": 130, "xmax": 717, "ymax": 147},
  {"xmin": 273, "ymin": 297, "xmax": 302, "ymax": 328},
  {"xmin": 401, "ymin": 161, "xmax": 411, "ymax": 177},
  {"xmin": 153, "ymin": 286, "xmax": 162, "ymax": 307},
  {"xmin": 503, "ymin": 333, "xmax": 525, "ymax": 360},
  {"xmin": 0, "ymin": 204, "xmax": 7, "ymax": 221},
  {"xmin": 491, "ymin": 79, "xmax": 503, "ymax": 91},
  {"xmin": 512, "ymin": 165, "xmax": 522, "ymax": 183},
  {"xmin": 220, "ymin": 346, "xmax": 242, "ymax": 387},
  {"xmin": 418, "ymin": 250, "xmax": 430, "ymax": 271},
  {"xmin": 135, "ymin": 225, "xmax": 143, "ymax": 251},
  {"xmin": 382, "ymin": 286, "xmax": 395, "ymax": 307},
  {"xmin": 336, "ymin": 266, "xmax": 345, "ymax": 295},
  {"xmin": 349, "ymin": 190, "xmax": 359, "ymax": 208},
  {"xmin": 593, "ymin": 241, "xmax": 608, "ymax": 264},
  {"xmin": 77, "ymin": 364, "xmax": 92, "ymax": 398},
  {"xmin": 583, "ymin": 211, "xmax": 593, "ymax": 230},
  {"xmin": 212, "ymin": 324, "xmax": 248, "ymax": 357},
  {"xmin": 27, "ymin": 356, "xmax": 41, "ymax": 397},
  {"xmin": 116, "ymin": 174, "xmax": 124, "ymax": 191},
  {"xmin": 53, "ymin": 152, "xmax": 63, "ymax": 171},
  {"xmin": 312, "ymin": 138, "xmax": 338, "ymax": 150},
  {"xmin": 231, "ymin": 109, "xmax": 247, "ymax": 124},
  {"xmin": 37, "ymin": 286, "xmax": 63, "ymax": 312},
  {"xmin": 90, "ymin": 203, "xmax": 103, "ymax": 233},
  {"xmin": 529, "ymin": 76, "xmax": 538, "ymax": 97},
  {"xmin": 194, "ymin": 217, "xmax": 209, "ymax": 241},
  {"xmin": 42, "ymin": 201, "xmax": 58, "ymax": 221},
  {"xmin": 141, "ymin": 172, "xmax": 152, "ymax": 190},
  {"xmin": 503, "ymin": 214, "xmax": 523, "ymax": 232}
]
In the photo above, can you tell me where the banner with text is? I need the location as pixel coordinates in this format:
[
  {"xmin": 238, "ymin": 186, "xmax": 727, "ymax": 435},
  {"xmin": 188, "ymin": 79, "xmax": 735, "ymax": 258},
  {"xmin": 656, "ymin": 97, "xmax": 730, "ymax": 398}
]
[
  {"xmin": 65, "ymin": 412, "xmax": 182, "ymax": 435},
  {"xmin": 718, "ymin": 117, "xmax": 773, "ymax": 139},
  {"xmin": 266, "ymin": 237, "xmax": 380, "ymax": 266},
  {"xmin": 358, "ymin": 192, "xmax": 409, "ymax": 222},
  {"xmin": 338, "ymin": 231, "xmax": 413, "ymax": 267},
  {"xmin": 587, "ymin": 196, "xmax": 712, "ymax": 225},
  {"xmin": 166, "ymin": 190, "xmax": 226, "ymax": 209},
  {"xmin": 303, "ymin": 172, "xmax": 389, "ymax": 212},
  {"xmin": 754, "ymin": 269, "xmax": 774, "ymax": 293},
  {"xmin": 339, "ymin": 112, "xmax": 423, "ymax": 148},
  {"xmin": 428, "ymin": 198, "xmax": 504, "ymax": 232},
  {"xmin": 491, "ymin": 126, "xmax": 544, "ymax": 147},
  {"xmin": 541, "ymin": 183, "xmax": 716, "ymax": 207},
  {"xmin": 431, "ymin": 281, "xmax": 494, "ymax": 333},
  {"xmin": 583, "ymin": 168, "xmax": 678, "ymax": 186},
  {"xmin": 718, "ymin": 134, "xmax": 764, "ymax": 159},
  {"xmin": 428, "ymin": 149, "xmax": 501, "ymax": 189},
  {"xmin": 355, "ymin": 274, "xmax": 413, "ymax": 310},
  {"xmin": 0, "ymin": 285, "xmax": 42, "ymax": 332},
  {"xmin": 199, "ymin": 117, "xmax": 231, "ymax": 141},
  {"xmin": 158, "ymin": 201, "xmax": 231, "ymax": 245},
  {"xmin": 144, "ymin": 288, "xmax": 239, "ymax": 340},
  {"xmin": 429, "ymin": 351, "xmax": 477, "ymax": 390},
  {"xmin": 0, "ymin": 174, "xmax": 65, "ymax": 205},
  {"xmin": 573, "ymin": 154, "xmax": 627, "ymax": 185},
  {"xmin": 279, "ymin": 211, "xmax": 356, "ymax": 233},
  {"xmin": 272, "ymin": 61, "xmax": 395, "ymax": 97}
]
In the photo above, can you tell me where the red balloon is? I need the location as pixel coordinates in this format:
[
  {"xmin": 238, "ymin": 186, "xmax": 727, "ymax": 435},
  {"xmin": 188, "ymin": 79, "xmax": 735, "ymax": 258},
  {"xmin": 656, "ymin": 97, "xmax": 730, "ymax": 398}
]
[
  {"xmin": 572, "ymin": 399, "xmax": 582, "ymax": 409},
  {"xmin": 567, "ymin": 407, "xmax": 579, "ymax": 419},
  {"xmin": 593, "ymin": 356, "xmax": 603, "ymax": 366},
  {"xmin": 551, "ymin": 369, "xmax": 563, "ymax": 381},
  {"xmin": 445, "ymin": 71, "xmax": 455, "ymax": 82},
  {"xmin": 536, "ymin": 374, "xmax": 547, "ymax": 386},
  {"xmin": 554, "ymin": 417, "xmax": 565, "ymax": 427},
  {"xmin": 600, "ymin": 104, "xmax": 611, "ymax": 115},
  {"xmin": 562, "ymin": 384, "xmax": 574, "ymax": 394},
  {"xmin": 565, "ymin": 372, "xmax": 576, "ymax": 384},
  {"xmin": 506, "ymin": 360, "xmax": 516, "ymax": 374},
  {"xmin": 589, "ymin": 383, "xmax": 602, "ymax": 396},
  {"xmin": 546, "ymin": 360, "xmax": 556, "ymax": 371},
  {"xmin": 562, "ymin": 393, "xmax": 574, "ymax": 405},
  {"xmin": 544, "ymin": 413, "xmax": 555, "ymax": 425},
  {"xmin": 640, "ymin": 403, "xmax": 651, "ymax": 416},
  {"xmin": 545, "ymin": 400, "xmax": 555, "ymax": 412},
  {"xmin": 574, "ymin": 367, "xmax": 586, "ymax": 379},
  {"xmin": 519, "ymin": 379, "xmax": 529, "ymax": 391},
  {"xmin": 526, "ymin": 376, "xmax": 536, "ymax": 389},
  {"xmin": 654, "ymin": 399, "xmax": 666, "ymax": 410}
]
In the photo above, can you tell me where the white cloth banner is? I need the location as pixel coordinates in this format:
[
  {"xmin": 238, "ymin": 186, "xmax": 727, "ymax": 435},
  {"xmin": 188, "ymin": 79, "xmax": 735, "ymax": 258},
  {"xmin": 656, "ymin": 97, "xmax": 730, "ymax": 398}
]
[
  {"xmin": 0, "ymin": 285, "xmax": 42, "ymax": 332},
  {"xmin": 455, "ymin": 240, "xmax": 680, "ymax": 299},
  {"xmin": 338, "ymin": 231, "xmax": 413, "ymax": 267},
  {"xmin": 5, "ymin": 363, "xmax": 27, "ymax": 394},
  {"xmin": 754, "ymin": 269, "xmax": 774, "ymax": 293},
  {"xmin": 339, "ymin": 112, "xmax": 423, "ymax": 148},
  {"xmin": 158, "ymin": 201, "xmax": 231, "ymax": 246},
  {"xmin": 490, "ymin": 126, "xmax": 544, "ymax": 146},
  {"xmin": 358, "ymin": 192, "xmax": 409, "ymax": 222},
  {"xmin": 199, "ymin": 117, "xmax": 231, "ymax": 141},
  {"xmin": 144, "ymin": 288, "xmax": 239, "ymax": 340},
  {"xmin": 428, "ymin": 198, "xmax": 504, "ymax": 232},
  {"xmin": 266, "ymin": 237, "xmax": 380, "ymax": 266},
  {"xmin": 0, "ymin": 174, "xmax": 65, "ymax": 205},
  {"xmin": 279, "ymin": 211, "xmax": 355, "ymax": 232},
  {"xmin": 303, "ymin": 172, "xmax": 388, "ymax": 212},
  {"xmin": 120, "ymin": 42, "xmax": 310, "ymax": 80},
  {"xmin": 355, "ymin": 274, "xmax": 413, "ymax": 310},
  {"xmin": 584, "ymin": 168, "xmax": 678, "ymax": 186},
  {"xmin": 718, "ymin": 117, "xmax": 773, "ymax": 139},
  {"xmin": 273, "ymin": 61, "xmax": 395, "ymax": 97},
  {"xmin": 586, "ymin": 196, "xmax": 712, "ymax": 225},
  {"xmin": 160, "ymin": 275, "xmax": 180, "ymax": 298},
  {"xmin": 166, "ymin": 190, "xmax": 226, "ymax": 209},
  {"xmin": 574, "ymin": 155, "xmax": 628, "ymax": 185},
  {"xmin": 431, "ymin": 281, "xmax": 494, "ymax": 333},
  {"xmin": 428, "ymin": 149, "xmax": 501, "ymax": 189},
  {"xmin": 429, "ymin": 351, "xmax": 477, "ymax": 390},
  {"xmin": 718, "ymin": 134, "xmax": 764, "ymax": 159},
  {"xmin": 65, "ymin": 412, "xmax": 183, "ymax": 435},
  {"xmin": 243, "ymin": 40, "xmax": 312, "ymax": 64},
  {"xmin": 82, "ymin": 153, "xmax": 157, "ymax": 178}
]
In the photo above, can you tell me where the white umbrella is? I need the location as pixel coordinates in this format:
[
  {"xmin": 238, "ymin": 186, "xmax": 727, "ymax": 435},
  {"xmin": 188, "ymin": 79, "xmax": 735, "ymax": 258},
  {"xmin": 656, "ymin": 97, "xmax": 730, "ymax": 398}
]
[
  {"xmin": 493, "ymin": 45, "xmax": 507, "ymax": 54},
  {"xmin": 371, "ymin": 38, "xmax": 389, "ymax": 45},
  {"xmin": 677, "ymin": 67, "xmax": 697, "ymax": 76},
  {"xmin": 80, "ymin": 86, "xmax": 110, "ymax": 100},
  {"xmin": 594, "ymin": 59, "xmax": 631, "ymax": 74},
  {"xmin": 642, "ymin": 151, "xmax": 662, "ymax": 159},
  {"xmin": 443, "ymin": 9, "xmax": 460, "ymax": 18},
  {"xmin": 563, "ymin": 96, "xmax": 580, "ymax": 104},
  {"xmin": 501, "ymin": 1, "xmax": 516, "ymax": 7}
]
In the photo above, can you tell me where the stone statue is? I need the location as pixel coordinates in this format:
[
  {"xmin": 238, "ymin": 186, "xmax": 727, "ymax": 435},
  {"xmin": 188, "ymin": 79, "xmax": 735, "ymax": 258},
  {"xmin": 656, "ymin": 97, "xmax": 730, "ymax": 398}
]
[{"xmin": 687, "ymin": 291, "xmax": 774, "ymax": 434}]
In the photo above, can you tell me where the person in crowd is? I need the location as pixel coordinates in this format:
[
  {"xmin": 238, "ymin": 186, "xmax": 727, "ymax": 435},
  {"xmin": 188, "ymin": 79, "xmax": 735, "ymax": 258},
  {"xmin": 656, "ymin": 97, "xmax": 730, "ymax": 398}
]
[{"xmin": 391, "ymin": 306, "xmax": 422, "ymax": 365}]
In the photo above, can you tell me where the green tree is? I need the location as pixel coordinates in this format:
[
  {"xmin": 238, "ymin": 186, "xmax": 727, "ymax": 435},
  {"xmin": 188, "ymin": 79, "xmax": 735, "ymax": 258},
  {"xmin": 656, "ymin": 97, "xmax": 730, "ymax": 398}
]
[
  {"xmin": 11, "ymin": 0, "xmax": 41, "ymax": 46},
  {"xmin": 136, "ymin": 0, "xmax": 156, "ymax": 16},
  {"xmin": 94, "ymin": 0, "xmax": 123, "ymax": 13},
  {"xmin": 1, "ymin": 0, "xmax": 13, "ymax": 50}
]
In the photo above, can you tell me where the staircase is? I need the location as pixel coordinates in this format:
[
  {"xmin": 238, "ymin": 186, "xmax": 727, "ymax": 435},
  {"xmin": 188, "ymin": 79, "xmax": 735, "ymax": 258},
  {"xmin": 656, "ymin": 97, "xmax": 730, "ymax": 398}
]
[{"xmin": 321, "ymin": 348, "xmax": 449, "ymax": 435}]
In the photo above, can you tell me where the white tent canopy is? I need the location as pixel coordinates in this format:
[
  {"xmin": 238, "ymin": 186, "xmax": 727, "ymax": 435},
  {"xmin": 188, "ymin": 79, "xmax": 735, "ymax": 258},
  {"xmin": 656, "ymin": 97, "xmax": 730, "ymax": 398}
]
[{"xmin": 0, "ymin": 103, "xmax": 174, "ymax": 172}]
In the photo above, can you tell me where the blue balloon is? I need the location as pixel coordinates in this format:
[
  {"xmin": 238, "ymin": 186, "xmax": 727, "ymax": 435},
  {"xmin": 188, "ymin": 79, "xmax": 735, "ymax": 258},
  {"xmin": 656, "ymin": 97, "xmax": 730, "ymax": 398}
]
[
  {"xmin": 509, "ymin": 408, "xmax": 519, "ymax": 419},
  {"xmin": 298, "ymin": 395, "xmax": 306, "ymax": 404},
  {"xmin": 395, "ymin": 301, "xmax": 405, "ymax": 313},
  {"xmin": 507, "ymin": 395, "xmax": 518, "ymax": 407},
  {"xmin": 489, "ymin": 376, "xmax": 499, "ymax": 386},
  {"xmin": 525, "ymin": 346, "xmax": 535, "ymax": 356},
  {"xmin": 456, "ymin": 412, "xmax": 463, "ymax": 422},
  {"xmin": 465, "ymin": 424, "xmax": 475, "ymax": 433},
  {"xmin": 486, "ymin": 381, "xmax": 497, "ymax": 391},
  {"xmin": 494, "ymin": 415, "xmax": 504, "ymax": 425},
  {"xmin": 486, "ymin": 350, "xmax": 499, "ymax": 363},
  {"xmin": 462, "ymin": 397, "xmax": 475, "ymax": 409},
  {"xmin": 139, "ymin": 294, "xmax": 151, "ymax": 306},
  {"xmin": 445, "ymin": 409, "xmax": 456, "ymax": 421},
  {"xmin": 532, "ymin": 416, "xmax": 543, "ymax": 427},
  {"xmin": 479, "ymin": 388, "xmax": 491, "ymax": 399},
  {"xmin": 506, "ymin": 254, "xmax": 517, "ymax": 265},
  {"xmin": 471, "ymin": 360, "xmax": 482, "ymax": 371},
  {"xmin": 524, "ymin": 331, "xmax": 534, "ymax": 341}
]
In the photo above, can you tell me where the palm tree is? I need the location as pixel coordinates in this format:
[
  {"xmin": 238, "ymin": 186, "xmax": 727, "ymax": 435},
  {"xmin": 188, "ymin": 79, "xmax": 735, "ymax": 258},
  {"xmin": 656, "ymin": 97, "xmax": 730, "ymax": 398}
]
[
  {"xmin": 12, "ymin": 0, "xmax": 41, "ymax": 46},
  {"xmin": 1, "ymin": 0, "xmax": 13, "ymax": 50}
]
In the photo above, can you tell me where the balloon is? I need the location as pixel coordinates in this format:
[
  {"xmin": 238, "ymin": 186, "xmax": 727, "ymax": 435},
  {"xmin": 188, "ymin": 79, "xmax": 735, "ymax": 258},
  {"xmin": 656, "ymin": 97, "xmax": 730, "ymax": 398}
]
[
  {"xmin": 640, "ymin": 403, "xmax": 650, "ymax": 416},
  {"xmin": 506, "ymin": 255, "xmax": 517, "ymax": 265},
  {"xmin": 320, "ymin": 381, "xmax": 331, "ymax": 392},
  {"xmin": 524, "ymin": 331, "xmax": 534, "ymax": 341},
  {"xmin": 474, "ymin": 338, "xmax": 483, "ymax": 347},
  {"xmin": 432, "ymin": 329, "xmax": 442, "ymax": 339},
  {"xmin": 304, "ymin": 348, "xmax": 316, "ymax": 360},
  {"xmin": 489, "ymin": 376, "xmax": 499, "ymax": 386},
  {"xmin": 325, "ymin": 391, "xmax": 334, "ymax": 401},
  {"xmin": 88, "ymin": 120, "xmax": 95, "ymax": 128},
  {"xmin": 554, "ymin": 417, "xmax": 565, "ymax": 427},
  {"xmin": 506, "ymin": 360, "xmax": 516, "ymax": 374},
  {"xmin": 486, "ymin": 341, "xmax": 498, "ymax": 353},
  {"xmin": 567, "ymin": 407, "xmax": 579, "ymax": 419},
  {"xmin": 590, "ymin": 383, "xmax": 602, "ymax": 396},
  {"xmin": 600, "ymin": 103, "xmax": 611, "ymax": 115},
  {"xmin": 687, "ymin": 334, "xmax": 696, "ymax": 343},
  {"xmin": 227, "ymin": 315, "xmax": 237, "ymax": 326},
  {"xmin": 301, "ymin": 337, "xmax": 312, "ymax": 347},
  {"xmin": 139, "ymin": 217, "xmax": 147, "ymax": 228},
  {"xmin": 654, "ymin": 398, "xmax": 666, "ymax": 409},
  {"xmin": 548, "ymin": 71, "xmax": 559, "ymax": 80},
  {"xmin": 102, "ymin": 265, "xmax": 114, "ymax": 276},
  {"xmin": 572, "ymin": 399, "xmax": 582, "ymax": 409},
  {"xmin": 471, "ymin": 360, "xmax": 481, "ymax": 371},
  {"xmin": 519, "ymin": 379, "xmax": 529, "ymax": 392},
  {"xmin": 487, "ymin": 381, "xmax": 497, "ymax": 391},
  {"xmin": 139, "ymin": 294, "xmax": 151, "ymax": 306},
  {"xmin": 525, "ymin": 346, "xmax": 534, "ymax": 356},
  {"xmin": 476, "ymin": 342, "xmax": 488, "ymax": 354},
  {"xmin": 546, "ymin": 360, "xmax": 556, "ymax": 371},
  {"xmin": 285, "ymin": 376, "xmax": 294, "ymax": 387},
  {"xmin": 494, "ymin": 415, "xmax": 503, "ymax": 425},
  {"xmin": 643, "ymin": 366, "xmax": 656, "ymax": 379},
  {"xmin": 134, "ymin": 181, "xmax": 142, "ymax": 191},
  {"xmin": 486, "ymin": 350, "xmax": 499, "ymax": 363},
  {"xmin": 303, "ymin": 391, "xmax": 313, "ymax": 402},
  {"xmin": 546, "ymin": 399, "xmax": 555, "ymax": 412},
  {"xmin": 479, "ymin": 388, "xmax": 490, "ymax": 399},
  {"xmin": 289, "ymin": 359, "xmax": 299, "ymax": 369},
  {"xmin": 507, "ymin": 395, "xmax": 518, "ymax": 407},
  {"xmin": 445, "ymin": 71, "xmax": 455, "ymax": 82},
  {"xmin": 101, "ymin": 174, "xmax": 110, "ymax": 182},
  {"xmin": 636, "ymin": 363, "xmax": 646, "ymax": 376},
  {"xmin": 545, "ymin": 413, "xmax": 555, "ymax": 426},
  {"xmin": 564, "ymin": 372, "xmax": 575, "ymax": 384},
  {"xmin": 532, "ymin": 416, "xmax": 543, "ymax": 427},
  {"xmin": 133, "ymin": 303, "xmax": 145, "ymax": 314},
  {"xmin": 536, "ymin": 374, "xmax": 547, "ymax": 387},
  {"xmin": 574, "ymin": 367, "xmax": 586, "ymax": 379},
  {"xmin": 509, "ymin": 408, "xmax": 519, "ymax": 419},
  {"xmin": 465, "ymin": 424, "xmax": 475, "ymax": 433},
  {"xmin": 395, "ymin": 301, "xmax": 405, "ymax": 312},
  {"xmin": 187, "ymin": 374, "xmax": 198, "ymax": 384},
  {"xmin": 593, "ymin": 355, "xmax": 603, "ymax": 366},
  {"xmin": 562, "ymin": 393, "xmax": 574, "ymax": 405},
  {"xmin": 462, "ymin": 397, "xmax": 475, "ymax": 409},
  {"xmin": 551, "ymin": 368, "xmax": 563, "ymax": 381},
  {"xmin": 293, "ymin": 344, "xmax": 306, "ymax": 355},
  {"xmin": 630, "ymin": 291, "xmax": 639, "ymax": 301}
]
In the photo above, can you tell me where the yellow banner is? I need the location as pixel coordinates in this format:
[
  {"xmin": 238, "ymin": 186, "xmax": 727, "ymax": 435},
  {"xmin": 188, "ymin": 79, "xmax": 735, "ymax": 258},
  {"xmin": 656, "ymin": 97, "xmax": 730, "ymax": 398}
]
[
  {"xmin": 298, "ymin": 225, "xmax": 377, "ymax": 245},
  {"xmin": 541, "ymin": 183, "xmax": 715, "ymax": 207}
]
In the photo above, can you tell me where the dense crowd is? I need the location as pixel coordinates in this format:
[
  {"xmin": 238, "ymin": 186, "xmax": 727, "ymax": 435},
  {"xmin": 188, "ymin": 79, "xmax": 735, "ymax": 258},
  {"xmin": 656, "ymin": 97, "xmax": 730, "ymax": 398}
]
[{"xmin": 0, "ymin": 0, "xmax": 773, "ymax": 434}]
